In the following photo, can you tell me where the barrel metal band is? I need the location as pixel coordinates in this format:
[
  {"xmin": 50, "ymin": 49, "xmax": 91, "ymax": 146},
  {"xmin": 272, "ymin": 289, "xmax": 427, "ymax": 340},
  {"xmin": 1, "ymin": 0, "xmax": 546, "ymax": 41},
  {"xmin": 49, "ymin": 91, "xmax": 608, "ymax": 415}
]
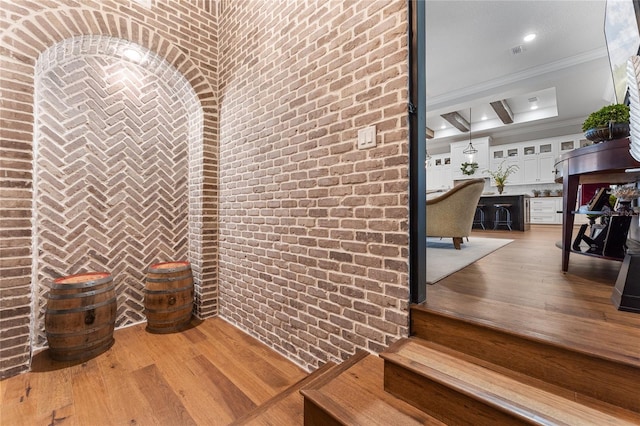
[
  {"xmin": 147, "ymin": 264, "xmax": 190, "ymax": 274},
  {"xmin": 146, "ymin": 313, "xmax": 192, "ymax": 325},
  {"xmin": 45, "ymin": 297, "xmax": 116, "ymax": 314},
  {"xmin": 144, "ymin": 301, "xmax": 192, "ymax": 314},
  {"xmin": 47, "ymin": 284, "xmax": 115, "ymax": 300},
  {"xmin": 143, "ymin": 284, "xmax": 193, "ymax": 294},
  {"xmin": 145, "ymin": 274, "xmax": 192, "ymax": 283},
  {"xmin": 45, "ymin": 319, "xmax": 116, "ymax": 337},
  {"xmin": 49, "ymin": 334, "xmax": 114, "ymax": 352},
  {"xmin": 50, "ymin": 275, "xmax": 113, "ymax": 290}
]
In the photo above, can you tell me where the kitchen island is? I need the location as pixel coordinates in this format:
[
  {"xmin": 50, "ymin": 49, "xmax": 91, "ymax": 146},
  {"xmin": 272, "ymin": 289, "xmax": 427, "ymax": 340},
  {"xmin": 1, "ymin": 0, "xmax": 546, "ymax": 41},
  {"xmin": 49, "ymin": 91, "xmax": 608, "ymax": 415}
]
[{"xmin": 476, "ymin": 194, "xmax": 531, "ymax": 231}]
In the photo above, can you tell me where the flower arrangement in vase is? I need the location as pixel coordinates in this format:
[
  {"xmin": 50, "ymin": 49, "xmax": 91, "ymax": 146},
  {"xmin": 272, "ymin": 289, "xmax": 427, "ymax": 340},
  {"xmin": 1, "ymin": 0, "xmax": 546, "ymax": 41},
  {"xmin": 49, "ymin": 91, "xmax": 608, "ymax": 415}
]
[{"xmin": 485, "ymin": 161, "xmax": 519, "ymax": 194}]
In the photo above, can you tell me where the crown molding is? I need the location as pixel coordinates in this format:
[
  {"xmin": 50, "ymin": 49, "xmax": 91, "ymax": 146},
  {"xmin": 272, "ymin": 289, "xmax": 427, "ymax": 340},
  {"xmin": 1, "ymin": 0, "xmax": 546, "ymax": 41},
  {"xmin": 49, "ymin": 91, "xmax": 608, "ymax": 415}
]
[{"xmin": 427, "ymin": 47, "xmax": 609, "ymax": 109}]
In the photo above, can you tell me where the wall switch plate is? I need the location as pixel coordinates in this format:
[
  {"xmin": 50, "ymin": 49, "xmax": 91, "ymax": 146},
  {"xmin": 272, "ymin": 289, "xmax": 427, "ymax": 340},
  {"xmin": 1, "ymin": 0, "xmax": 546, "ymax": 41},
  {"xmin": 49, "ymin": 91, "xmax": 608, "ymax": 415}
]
[{"xmin": 357, "ymin": 125, "xmax": 376, "ymax": 149}]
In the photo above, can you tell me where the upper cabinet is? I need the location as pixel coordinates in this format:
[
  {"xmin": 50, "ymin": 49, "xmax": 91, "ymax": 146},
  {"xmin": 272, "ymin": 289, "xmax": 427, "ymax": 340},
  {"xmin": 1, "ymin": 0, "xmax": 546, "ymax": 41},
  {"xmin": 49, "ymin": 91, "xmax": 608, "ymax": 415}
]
[
  {"xmin": 428, "ymin": 133, "xmax": 584, "ymax": 190},
  {"xmin": 426, "ymin": 153, "xmax": 452, "ymax": 191},
  {"xmin": 522, "ymin": 141, "xmax": 556, "ymax": 184},
  {"xmin": 488, "ymin": 134, "xmax": 582, "ymax": 186},
  {"xmin": 450, "ymin": 136, "xmax": 491, "ymax": 181},
  {"xmin": 490, "ymin": 145, "xmax": 524, "ymax": 185}
]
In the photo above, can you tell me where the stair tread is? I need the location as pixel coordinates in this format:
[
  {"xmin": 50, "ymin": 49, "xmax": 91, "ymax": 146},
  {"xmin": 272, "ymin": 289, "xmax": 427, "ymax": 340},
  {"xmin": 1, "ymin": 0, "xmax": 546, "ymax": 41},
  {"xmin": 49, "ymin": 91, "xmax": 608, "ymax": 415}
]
[
  {"xmin": 383, "ymin": 338, "xmax": 640, "ymax": 425},
  {"xmin": 417, "ymin": 289, "xmax": 640, "ymax": 367},
  {"xmin": 301, "ymin": 352, "xmax": 445, "ymax": 425}
]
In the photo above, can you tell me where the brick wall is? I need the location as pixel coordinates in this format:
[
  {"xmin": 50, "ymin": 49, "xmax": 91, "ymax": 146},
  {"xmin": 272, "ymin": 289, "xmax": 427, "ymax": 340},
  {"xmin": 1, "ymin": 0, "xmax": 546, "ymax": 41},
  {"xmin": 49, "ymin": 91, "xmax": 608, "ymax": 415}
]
[
  {"xmin": 217, "ymin": 1, "xmax": 410, "ymax": 369},
  {"xmin": 0, "ymin": 0, "xmax": 218, "ymax": 379},
  {"xmin": 1, "ymin": 0, "xmax": 410, "ymax": 379}
]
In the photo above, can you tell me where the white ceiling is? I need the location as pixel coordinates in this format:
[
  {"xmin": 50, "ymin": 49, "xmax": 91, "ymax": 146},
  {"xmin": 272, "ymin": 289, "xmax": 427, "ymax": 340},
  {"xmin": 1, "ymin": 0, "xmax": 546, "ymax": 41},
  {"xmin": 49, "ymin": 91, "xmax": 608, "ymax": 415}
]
[{"xmin": 425, "ymin": 0, "xmax": 616, "ymax": 152}]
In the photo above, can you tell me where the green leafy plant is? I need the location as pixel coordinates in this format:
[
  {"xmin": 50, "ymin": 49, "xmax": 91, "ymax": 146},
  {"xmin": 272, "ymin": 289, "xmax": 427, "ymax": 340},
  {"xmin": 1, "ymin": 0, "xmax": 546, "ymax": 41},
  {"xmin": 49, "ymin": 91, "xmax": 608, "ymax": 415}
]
[
  {"xmin": 581, "ymin": 104, "xmax": 630, "ymax": 131},
  {"xmin": 460, "ymin": 161, "xmax": 478, "ymax": 176},
  {"xmin": 485, "ymin": 161, "xmax": 519, "ymax": 187}
]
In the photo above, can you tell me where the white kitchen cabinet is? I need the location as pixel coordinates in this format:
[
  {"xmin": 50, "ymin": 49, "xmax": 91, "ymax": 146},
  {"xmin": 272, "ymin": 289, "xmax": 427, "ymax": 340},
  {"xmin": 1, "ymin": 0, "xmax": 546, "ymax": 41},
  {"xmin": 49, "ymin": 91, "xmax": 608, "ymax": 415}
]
[
  {"xmin": 558, "ymin": 139, "xmax": 577, "ymax": 154},
  {"xmin": 522, "ymin": 141, "xmax": 557, "ymax": 184},
  {"xmin": 489, "ymin": 145, "xmax": 523, "ymax": 185},
  {"xmin": 530, "ymin": 197, "xmax": 563, "ymax": 224},
  {"xmin": 426, "ymin": 153, "xmax": 452, "ymax": 191},
  {"xmin": 450, "ymin": 137, "xmax": 491, "ymax": 180}
]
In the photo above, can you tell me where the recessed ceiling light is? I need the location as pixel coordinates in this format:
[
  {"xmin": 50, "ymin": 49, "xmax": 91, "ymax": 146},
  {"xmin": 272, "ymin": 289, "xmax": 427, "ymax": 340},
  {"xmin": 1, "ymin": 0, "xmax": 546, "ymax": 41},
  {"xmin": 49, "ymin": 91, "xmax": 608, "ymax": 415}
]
[
  {"xmin": 524, "ymin": 33, "xmax": 536, "ymax": 43},
  {"xmin": 441, "ymin": 124, "xmax": 446, "ymax": 129},
  {"xmin": 530, "ymin": 105, "xmax": 538, "ymax": 110},
  {"xmin": 481, "ymin": 115, "xmax": 487, "ymax": 121}
]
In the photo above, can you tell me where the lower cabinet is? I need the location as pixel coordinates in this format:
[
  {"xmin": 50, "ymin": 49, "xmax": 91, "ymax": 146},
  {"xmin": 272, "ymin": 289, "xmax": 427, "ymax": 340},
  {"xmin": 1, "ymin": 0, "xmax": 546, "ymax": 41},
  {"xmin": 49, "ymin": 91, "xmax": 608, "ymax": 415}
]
[{"xmin": 530, "ymin": 197, "xmax": 562, "ymax": 224}]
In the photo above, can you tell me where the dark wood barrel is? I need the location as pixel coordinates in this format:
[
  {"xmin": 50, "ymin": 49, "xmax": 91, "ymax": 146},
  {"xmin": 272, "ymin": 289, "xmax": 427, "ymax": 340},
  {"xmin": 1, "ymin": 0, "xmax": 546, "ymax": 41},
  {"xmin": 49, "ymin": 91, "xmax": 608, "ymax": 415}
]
[
  {"xmin": 144, "ymin": 261, "xmax": 194, "ymax": 333},
  {"xmin": 45, "ymin": 272, "xmax": 116, "ymax": 361}
]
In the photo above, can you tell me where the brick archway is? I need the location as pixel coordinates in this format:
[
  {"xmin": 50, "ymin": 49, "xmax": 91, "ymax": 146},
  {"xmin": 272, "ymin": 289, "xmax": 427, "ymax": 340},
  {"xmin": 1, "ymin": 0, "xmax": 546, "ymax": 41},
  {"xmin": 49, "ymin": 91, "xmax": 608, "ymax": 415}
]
[{"xmin": 1, "ymin": 5, "xmax": 218, "ymax": 378}]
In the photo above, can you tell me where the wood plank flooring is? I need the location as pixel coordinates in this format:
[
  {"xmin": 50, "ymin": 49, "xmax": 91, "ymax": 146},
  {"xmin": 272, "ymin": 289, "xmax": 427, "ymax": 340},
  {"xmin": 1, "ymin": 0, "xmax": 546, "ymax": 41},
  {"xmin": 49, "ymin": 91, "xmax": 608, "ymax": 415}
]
[
  {"xmin": 0, "ymin": 318, "xmax": 307, "ymax": 426},
  {"xmin": 423, "ymin": 225, "xmax": 640, "ymax": 368},
  {"xmin": 2, "ymin": 225, "xmax": 639, "ymax": 425}
]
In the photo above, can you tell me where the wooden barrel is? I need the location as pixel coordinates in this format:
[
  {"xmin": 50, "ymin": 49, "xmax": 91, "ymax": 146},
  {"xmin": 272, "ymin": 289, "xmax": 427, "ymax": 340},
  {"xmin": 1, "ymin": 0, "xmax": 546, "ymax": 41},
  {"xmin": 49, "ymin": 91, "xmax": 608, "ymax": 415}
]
[
  {"xmin": 45, "ymin": 272, "xmax": 116, "ymax": 361},
  {"xmin": 144, "ymin": 261, "xmax": 193, "ymax": 333}
]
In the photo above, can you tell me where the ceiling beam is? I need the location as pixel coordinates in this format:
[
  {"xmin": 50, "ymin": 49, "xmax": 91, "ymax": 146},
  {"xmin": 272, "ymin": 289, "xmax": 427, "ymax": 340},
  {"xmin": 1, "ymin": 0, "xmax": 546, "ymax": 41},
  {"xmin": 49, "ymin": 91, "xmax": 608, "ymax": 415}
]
[
  {"xmin": 440, "ymin": 112, "xmax": 469, "ymax": 132},
  {"xmin": 426, "ymin": 127, "xmax": 434, "ymax": 139},
  {"xmin": 490, "ymin": 99, "xmax": 514, "ymax": 124}
]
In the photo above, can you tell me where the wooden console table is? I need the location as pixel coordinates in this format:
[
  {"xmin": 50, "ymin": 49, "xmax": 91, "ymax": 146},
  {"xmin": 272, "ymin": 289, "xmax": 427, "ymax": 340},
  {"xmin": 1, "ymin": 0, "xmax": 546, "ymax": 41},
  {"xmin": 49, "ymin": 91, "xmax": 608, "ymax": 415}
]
[{"xmin": 554, "ymin": 138, "xmax": 640, "ymax": 272}]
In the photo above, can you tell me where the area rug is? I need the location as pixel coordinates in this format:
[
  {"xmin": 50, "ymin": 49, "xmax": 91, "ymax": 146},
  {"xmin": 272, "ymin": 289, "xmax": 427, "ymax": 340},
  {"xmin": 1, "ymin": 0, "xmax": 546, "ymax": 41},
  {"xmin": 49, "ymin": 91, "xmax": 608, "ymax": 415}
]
[{"xmin": 427, "ymin": 237, "xmax": 513, "ymax": 284}]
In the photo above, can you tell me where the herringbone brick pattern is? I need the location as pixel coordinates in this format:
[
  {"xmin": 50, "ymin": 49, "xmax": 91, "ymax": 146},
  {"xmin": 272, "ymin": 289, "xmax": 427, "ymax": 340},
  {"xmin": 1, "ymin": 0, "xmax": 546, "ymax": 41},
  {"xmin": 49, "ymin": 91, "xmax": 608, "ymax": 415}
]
[
  {"xmin": 33, "ymin": 44, "xmax": 190, "ymax": 345},
  {"xmin": 1, "ymin": 1, "xmax": 217, "ymax": 379}
]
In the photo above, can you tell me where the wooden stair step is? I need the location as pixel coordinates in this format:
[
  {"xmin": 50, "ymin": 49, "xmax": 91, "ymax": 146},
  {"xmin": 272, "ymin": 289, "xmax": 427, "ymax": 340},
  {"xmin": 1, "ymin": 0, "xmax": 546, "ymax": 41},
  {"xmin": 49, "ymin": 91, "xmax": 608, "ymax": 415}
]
[
  {"xmin": 411, "ymin": 305, "xmax": 640, "ymax": 412},
  {"xmin": 417, "ymin": 293, "xmax": 640, "ymax": 366},
  {"xmin": 381, "ymin": 338, "xmax": 640, "ymax": 426},
  {"xmin": 300, "ymin": 350, "xmax": 445, "ymax": 426},
  {"xmin": 231, "ymin": 361, "xmax": 337, "ymax": 425}
]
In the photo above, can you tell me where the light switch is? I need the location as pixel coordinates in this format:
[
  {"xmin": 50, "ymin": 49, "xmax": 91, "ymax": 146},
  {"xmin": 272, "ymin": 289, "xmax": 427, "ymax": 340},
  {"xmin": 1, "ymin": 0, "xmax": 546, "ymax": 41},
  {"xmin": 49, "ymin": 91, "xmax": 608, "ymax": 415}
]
[{"xmin": 357, "ymin": 125, "xmax": 377, "ymax": 149}]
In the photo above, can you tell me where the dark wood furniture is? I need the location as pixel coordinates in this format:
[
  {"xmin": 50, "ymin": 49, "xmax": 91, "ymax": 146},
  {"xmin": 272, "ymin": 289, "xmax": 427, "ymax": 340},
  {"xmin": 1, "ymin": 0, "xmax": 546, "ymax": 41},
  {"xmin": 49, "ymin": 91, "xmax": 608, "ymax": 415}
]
[
  {"xmin": 476, "ymin": 195, "xmax": 530, "ymax": 231},
  {"xmin": 554, "ymin": 137, "xmax": 640, "ymax": 272}
]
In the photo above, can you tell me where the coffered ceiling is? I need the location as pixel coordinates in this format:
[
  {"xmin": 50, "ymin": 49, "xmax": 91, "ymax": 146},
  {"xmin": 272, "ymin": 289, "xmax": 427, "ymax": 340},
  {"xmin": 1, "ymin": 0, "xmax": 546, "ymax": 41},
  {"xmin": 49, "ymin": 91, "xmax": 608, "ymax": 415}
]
[{"xmin": 425, "ymin": 0, "xmax": 615, "ymax": 152}]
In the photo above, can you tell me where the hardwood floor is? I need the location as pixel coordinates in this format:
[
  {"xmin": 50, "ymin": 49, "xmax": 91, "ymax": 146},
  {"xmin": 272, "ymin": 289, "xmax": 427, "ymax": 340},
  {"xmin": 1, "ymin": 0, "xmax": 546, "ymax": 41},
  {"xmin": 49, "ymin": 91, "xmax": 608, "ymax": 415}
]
[
  {"xmin": 2, "ymin": 225, "xmax": 639, "ymax": 425},
  {"xmin": 423, "ymin": 225, "xmax": 640, "ymax": 368},
  {"xmin": 0, "ymin": 318, "xmax": 308, "ymax": 426}
]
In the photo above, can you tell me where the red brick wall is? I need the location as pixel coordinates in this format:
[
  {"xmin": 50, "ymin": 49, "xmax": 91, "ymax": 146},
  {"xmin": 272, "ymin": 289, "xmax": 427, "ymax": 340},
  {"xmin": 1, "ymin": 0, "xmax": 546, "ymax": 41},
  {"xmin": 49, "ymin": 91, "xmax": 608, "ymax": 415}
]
[
  {"xmin": 217, "ymin": 1, "xmax": 410, "ymax": 369},
  {"xmin": 0, "ymin": 0, "xmax": 218, "ymax": 379}
]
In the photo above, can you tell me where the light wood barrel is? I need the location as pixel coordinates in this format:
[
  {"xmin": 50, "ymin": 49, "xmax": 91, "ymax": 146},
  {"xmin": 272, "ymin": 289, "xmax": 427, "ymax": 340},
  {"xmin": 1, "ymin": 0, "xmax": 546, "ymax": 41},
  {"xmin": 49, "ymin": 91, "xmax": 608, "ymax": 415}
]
[
  {"xmin": 144, "ymin": 261, "xmax": 193, "ymax": 333},
  {"xmin": 45, "ymin": 272, "xmax": 116, "ymax": 361}
]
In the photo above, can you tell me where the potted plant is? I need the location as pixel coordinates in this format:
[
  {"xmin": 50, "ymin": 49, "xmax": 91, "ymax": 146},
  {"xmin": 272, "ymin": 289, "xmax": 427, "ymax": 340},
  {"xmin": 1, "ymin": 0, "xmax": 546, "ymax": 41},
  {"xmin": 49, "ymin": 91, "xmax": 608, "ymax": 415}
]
[
  {"xmin": 532, "ymin": 189, "xmax": 541, "ymax": 197},
  {"xmin": 582, "ymin": 104, "xmax": 630, "ymax": 143},
  {"xmin": 542, "ymin": 189, "xmax": 552, "ymax": 197},
  {"xmin": 485, "ymin": 161, "xmax": 519, "ymax": 194}
]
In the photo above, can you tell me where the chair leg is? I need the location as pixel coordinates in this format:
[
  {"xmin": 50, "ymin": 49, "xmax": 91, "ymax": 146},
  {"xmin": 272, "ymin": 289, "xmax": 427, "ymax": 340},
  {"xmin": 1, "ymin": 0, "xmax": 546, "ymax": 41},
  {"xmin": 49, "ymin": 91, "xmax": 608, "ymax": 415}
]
[{"xmin": 453, "ymin": 237, "xmax": 463, "ymax": 249}]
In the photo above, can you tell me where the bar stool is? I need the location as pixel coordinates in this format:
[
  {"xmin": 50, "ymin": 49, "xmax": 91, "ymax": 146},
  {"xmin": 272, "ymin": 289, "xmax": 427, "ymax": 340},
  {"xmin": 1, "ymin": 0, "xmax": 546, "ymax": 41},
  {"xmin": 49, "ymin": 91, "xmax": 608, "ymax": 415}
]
[
  {"xmin": 473, "ymin": 204, "xmax": 486, "ymax": 230},
  {"xmin": 493, "ymin": 203, "xmax": 512, "ymax": 231}
]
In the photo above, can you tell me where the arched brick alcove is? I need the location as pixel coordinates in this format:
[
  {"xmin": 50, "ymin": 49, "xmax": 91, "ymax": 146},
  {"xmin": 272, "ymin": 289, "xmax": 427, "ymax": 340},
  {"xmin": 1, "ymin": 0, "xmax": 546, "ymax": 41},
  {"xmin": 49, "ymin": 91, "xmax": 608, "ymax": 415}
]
[
  {"xmin": 31, "ymin": 35, "xmax": 203, "ymax": 349},
  {"xmin": 0, "ymin": 3, "xmax": 219, "ymax": 378}
]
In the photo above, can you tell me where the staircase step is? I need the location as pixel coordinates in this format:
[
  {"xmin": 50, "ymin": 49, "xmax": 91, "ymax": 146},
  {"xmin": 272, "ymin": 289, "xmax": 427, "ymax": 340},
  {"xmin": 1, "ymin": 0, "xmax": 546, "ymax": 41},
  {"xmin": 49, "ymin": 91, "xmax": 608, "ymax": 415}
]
[
  {"xmin": 411, "ymin": 305, "xmax": 640, "ymax": 412},
  {"xmin": 382, "ymin": 338, "xmax": 640, "ymax": 425},
  {"xmin": 231, "ymin": 361, "xmax": 337, "ymax": 425},
  {"xmin": 300, "ymin": 350, "xmax": 445, "ymax": 426}
]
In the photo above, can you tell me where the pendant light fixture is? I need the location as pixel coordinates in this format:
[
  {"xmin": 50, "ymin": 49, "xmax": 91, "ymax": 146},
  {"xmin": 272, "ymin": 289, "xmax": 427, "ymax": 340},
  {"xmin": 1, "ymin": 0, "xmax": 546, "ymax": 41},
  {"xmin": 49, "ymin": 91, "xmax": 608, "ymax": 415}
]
[{"xmin": 462, "ymin": 108, "xmax": 477, "ymax": 161}]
